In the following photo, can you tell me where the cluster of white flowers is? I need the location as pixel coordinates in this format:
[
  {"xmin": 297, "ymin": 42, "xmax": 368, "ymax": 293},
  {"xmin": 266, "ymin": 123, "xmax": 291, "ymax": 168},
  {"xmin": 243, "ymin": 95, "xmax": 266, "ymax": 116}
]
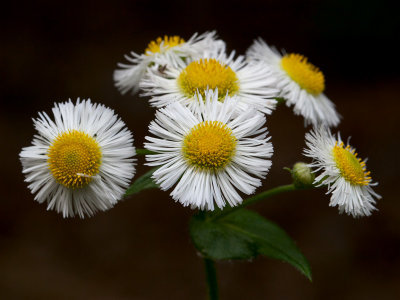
[{"xmin": 20, "ymin": 31, "xmax": 380, "ymax": 218}]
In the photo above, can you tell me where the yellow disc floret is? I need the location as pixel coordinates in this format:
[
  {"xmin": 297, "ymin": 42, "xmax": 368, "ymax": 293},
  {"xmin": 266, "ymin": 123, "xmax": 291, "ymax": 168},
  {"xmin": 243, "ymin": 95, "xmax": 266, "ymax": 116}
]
[
  {"xmin": 178, "ymin": 59, "xmax": 240, "ymax": 100},
  {"xmin": 281, "ymin": 53, "xmax": 325, "ymax": 95},
  {"xmin": 145, "ymin": 35, "xmax": 185, "ymax": 55},
  {"xmin": 48, "ymin": 130, "xmax": 102, "ymax": 189},
  {"xmin": 182, "ymin": 121, "xmax": 237, "ymax": 170},
  {"xmin": 332, "ymin": 141, "xmax": 371, "ymax": 186}
]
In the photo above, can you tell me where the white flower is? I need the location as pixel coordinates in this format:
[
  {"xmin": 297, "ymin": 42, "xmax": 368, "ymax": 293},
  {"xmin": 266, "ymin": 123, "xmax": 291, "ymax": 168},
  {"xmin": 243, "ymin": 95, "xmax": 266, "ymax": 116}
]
[
  {"xmin": 144, "ymin": 89, "xmax": 273, "ymax": 210},
  {"xmin": 140, "ymin": 48, "xmax": 278, "ymax": 115},
  {"xmin": 303, "ymin": 126, "xmax": 381, "ymax": 217},
  {"xmin": 20, "ymin": 99, "xmax": 136, "ymax": 218},
  {"xmin": 114, "ymin": 31, "xmax": 225, "ymax": 95},
  {"xmin": 246, "ymin": 39, "xmax": 340, "ymax": 127}
]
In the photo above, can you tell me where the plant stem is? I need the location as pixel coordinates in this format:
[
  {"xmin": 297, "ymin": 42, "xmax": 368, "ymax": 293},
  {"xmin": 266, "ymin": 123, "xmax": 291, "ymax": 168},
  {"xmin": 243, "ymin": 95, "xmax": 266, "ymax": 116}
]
[
  {"xmin": 204, "ymin": 258, "xmax": 219, "ymax": 300},
  {"xmin": 135, "ymin": 148, "xmax": 156, "ymax": 155},
  {"xmin": 210, "ymin": 184, "xmax": 297, "ymax": 221}
]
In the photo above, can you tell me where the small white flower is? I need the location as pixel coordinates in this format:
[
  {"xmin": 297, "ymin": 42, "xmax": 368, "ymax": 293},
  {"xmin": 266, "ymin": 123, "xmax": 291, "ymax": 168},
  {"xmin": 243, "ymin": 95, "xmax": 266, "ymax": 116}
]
[
  {"xmin": 20, "ymin": 99, "xmax": 136, "ymax": 218},
  {"xmin": 114, "ymin": 31, "xmax": 225, "ymax": 95},
  {"xmin": 247, "ymin": 39, "xmax": 340, "ymax": 127},
  {"xmin": 303, "ymin": 126, "xmax": 381, "ymax": 217},
  {"xmin": 144, "ymin": 89, "xmax": 273, "ymax": 210},
  {"xmin": 140, "ymin": 48, "xmax": 278, "ymax": 115}
]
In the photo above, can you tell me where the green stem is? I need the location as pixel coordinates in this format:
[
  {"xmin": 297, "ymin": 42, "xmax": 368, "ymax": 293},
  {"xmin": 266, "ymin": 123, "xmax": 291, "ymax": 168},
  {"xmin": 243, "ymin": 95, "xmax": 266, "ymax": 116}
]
[
  {"xmin": 204, "ymin": 258, "xmax": 219, "ymax": 300},
  {"xmin": 210, "ymin": 184, "xmax": 297, "ymax": 221},
  {"xmin": 135, "ymin": 148, "xmax": 156, "ymax": 155}
]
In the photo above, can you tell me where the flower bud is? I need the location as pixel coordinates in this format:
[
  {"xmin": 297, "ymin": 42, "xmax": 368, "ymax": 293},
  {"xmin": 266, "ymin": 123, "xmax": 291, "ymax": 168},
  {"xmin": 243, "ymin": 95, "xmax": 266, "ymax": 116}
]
[{"xmin": 292, "ymin": 162, "xmax": 315, "ymax": 188}]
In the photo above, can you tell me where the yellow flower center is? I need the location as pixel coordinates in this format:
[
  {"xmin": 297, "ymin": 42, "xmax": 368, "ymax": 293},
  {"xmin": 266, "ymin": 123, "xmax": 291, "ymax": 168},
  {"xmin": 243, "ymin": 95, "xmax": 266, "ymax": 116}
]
[
  {"xmin": 332, "ymin": 141, "xmax": 371, "ymax": 186},
  {"xmin": 182, "ymin": 121, "xmax": 237, "ymax": 170},
  {"xmin": 281, "ymin": 53, "xmax": 325, "ymax": 95},
  {"xmin": 177, "ymin": 59, "xmax": 240, "ymax": 100},
  {"xmin": 48, "ymin": 130, "xmax": 102, "ymax": 189},
  {"xmin": 145, "ymin": 35, "xmax": 185, "ymax": 55}
]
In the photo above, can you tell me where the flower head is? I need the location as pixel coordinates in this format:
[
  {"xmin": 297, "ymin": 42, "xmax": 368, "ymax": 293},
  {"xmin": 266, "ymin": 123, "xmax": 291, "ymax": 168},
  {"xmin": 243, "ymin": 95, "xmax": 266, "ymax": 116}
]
[
  {"xmin": 144, "ymin": 89, "xmax": 273, "ymax": 210},
  {"xmin": 303, "ymin": 126, "xmax": 381, "ymax": 217},
  {"xmin": 140, "ymin": 49, "xmax": 278, "ymax": 115},
  {"xmin": 114, "ymin": 31, "xmax": 225, "ymax": 95},
  {"xmin": 20, "ymin": 99, "xmax": 136, "ymax": 218},
  {"xmin": 246, "ymin": 39, "xmax": 340, "ymax": 127}
]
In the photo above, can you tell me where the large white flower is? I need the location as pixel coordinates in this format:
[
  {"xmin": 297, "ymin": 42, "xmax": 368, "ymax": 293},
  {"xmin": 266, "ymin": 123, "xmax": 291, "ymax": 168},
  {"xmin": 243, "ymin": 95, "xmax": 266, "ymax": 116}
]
[
  {"xmin": 144, "ymin": 89, "xmax": 273, "ymax": 210},
  {"xmin": 140, "ymin": 48, "xmax": 278, "ymax": 115},
  {"xmin": 20, "ymin": 99, "xmax": 136, "ymax": 218},
  {"xmin": 303, "ymin": 126, "xmax": 381, "ymax": 217},
  {"xmin": 247, "ymin": 39, "xmax": 340, "ymax": 127},
  {"xmin": 114, "ymin": 31, "xmax": 225, "ymax": 95}
]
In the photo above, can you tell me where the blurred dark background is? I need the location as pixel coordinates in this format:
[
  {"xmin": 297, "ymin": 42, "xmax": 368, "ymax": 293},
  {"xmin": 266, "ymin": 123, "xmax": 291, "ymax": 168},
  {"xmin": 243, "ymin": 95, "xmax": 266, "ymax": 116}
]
[{"xmin": 1, "ymin": 0, "xmax": 399, "ymax": 299}]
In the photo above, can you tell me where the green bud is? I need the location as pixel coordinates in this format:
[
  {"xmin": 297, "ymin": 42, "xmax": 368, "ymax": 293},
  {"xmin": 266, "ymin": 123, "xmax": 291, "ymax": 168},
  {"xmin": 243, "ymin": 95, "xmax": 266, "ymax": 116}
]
[{"xmin": 291, "ymin": 162, "xmax": 315, "ymax": 188}]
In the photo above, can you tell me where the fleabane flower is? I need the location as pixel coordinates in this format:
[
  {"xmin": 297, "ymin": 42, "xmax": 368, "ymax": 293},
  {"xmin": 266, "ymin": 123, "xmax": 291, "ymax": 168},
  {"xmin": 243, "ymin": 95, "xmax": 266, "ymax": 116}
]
[
  {"xmin": 20, "ymin": 99, "xmax": 136, "ymax": 218},
  {"xmin": 246, "ymin": 39, "xmax": 340, "ymax": 127},
  {"xmin": 303, "ymin": 126, "xmax": 381, "ymax": 217},
  {"xmin": 140, "ymin": 49, "xmax": 278, "ymax": 115},
  {"xmin": 114, "ymin": 31, "xmax": 225, "ymax": 95},
  {"xmin": 144, "ymin": 89, "xmax": 273, "ymax": 210}
]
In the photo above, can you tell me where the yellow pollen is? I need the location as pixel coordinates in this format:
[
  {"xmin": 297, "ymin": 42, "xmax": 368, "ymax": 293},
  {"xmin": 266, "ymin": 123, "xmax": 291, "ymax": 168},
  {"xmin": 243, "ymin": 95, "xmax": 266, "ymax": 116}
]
[
  {"xmin": 182, "ymin": 121, "xmax": 237, "ymax": 170},
  {"xmin": 332, "ymin": 141, "xmax": 371, "ymax": 186},
  {"xmin": 145, "ymin": 35, "xmax": 185, "ymax": 55},
  {"xmin": 281, "ymin": 53, "xmax": 325, "ymax": 95},
  {"xmin": 177, "ymin": 58, "xmax": 240, "ymax": 100},
  {"xmin": 48, "ymin": 130, "xmax": 102, "ymax": 189}
]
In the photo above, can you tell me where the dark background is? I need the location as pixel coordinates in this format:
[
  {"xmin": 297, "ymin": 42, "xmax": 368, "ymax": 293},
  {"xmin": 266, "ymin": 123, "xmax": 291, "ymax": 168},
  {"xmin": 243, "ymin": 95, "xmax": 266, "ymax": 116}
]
[{"xmin": 1, "ymin": 0, "xmax": 399, "ymax": 299}]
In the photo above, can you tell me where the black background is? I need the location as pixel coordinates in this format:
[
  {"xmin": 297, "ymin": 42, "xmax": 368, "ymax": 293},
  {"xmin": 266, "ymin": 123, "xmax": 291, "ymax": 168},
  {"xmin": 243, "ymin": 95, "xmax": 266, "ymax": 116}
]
[{"xmin": 1, "ymin": 0, "xmax": 400, "ymax": 299}]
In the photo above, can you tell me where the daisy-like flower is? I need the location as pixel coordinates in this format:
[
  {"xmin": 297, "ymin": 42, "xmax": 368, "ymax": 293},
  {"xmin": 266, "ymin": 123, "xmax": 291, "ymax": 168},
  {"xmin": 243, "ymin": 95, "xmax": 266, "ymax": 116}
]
[
  {"xmin": 144, "ymin": 89, "xmax": 273, "ymax": 210},
  {"xmin": 140, "ymin": 48, "xmax": 278, "ymax": 115},
  {"xmin": 303, "ymin": 126, "xmax": 381, "ymax": 217},
  {"xmin": 20, "ymin": 99, "xmax": 136, "ymax": 218},
  {"xmin": 246, "ymin": 39, "xmax": 340, "ymax": 127},
  {"xmin": 114, "ymin": 31, "xmax": 225, "ymax": 95}
]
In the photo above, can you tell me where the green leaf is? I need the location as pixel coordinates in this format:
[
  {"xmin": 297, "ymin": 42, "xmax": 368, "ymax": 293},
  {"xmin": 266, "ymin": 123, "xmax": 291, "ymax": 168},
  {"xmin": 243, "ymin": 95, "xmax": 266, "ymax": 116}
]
[
  {"xmin": 190, "ymin": 209, "xmax": 312, "ymax": 280},
  {"xmin": 125, "ymin": 168, "xmax": 159, "ymax": 196},
  {"xmin": 135, "ymin": 148, "xmax": 157, "ymax": 155}
]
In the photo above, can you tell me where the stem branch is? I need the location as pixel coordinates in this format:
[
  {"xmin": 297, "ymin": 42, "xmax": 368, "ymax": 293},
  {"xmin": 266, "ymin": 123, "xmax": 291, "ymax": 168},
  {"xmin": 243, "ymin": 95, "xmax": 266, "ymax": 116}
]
[{"xmin": 210, "ymin": 184, "xmax": 297, "ymax": 220}]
